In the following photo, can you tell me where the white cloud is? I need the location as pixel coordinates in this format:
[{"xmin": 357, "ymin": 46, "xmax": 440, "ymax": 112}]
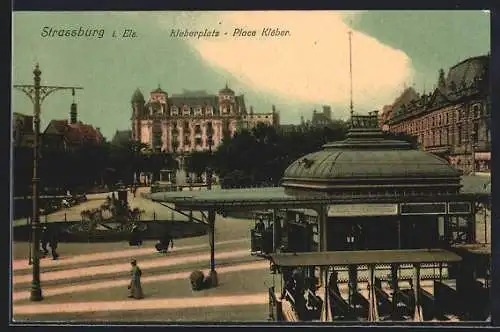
[{"xmin": 149, "ymin": 11, "xmax": 415, "ymax": 118}]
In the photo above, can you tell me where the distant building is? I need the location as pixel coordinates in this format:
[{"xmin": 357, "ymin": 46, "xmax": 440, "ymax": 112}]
[
  {"xmin": 43, "ymin": 102, "xmax": 104, "ymax": 151},
  {"xmin": 379, "ymin": 87, "xmax": 419, "ymax": 130},
  {"xmin": 111, "ymin": 130, "xmax": 132, "ymax": 146},
  {"xmin": 12, "ymin": 112, "xmax": 35, "ymax": 148},
  {"xmin": 311, "ymin": 105, "xmax": 333, "ymax": 128},
  {"xmin": 385, "ymin": 55, "xmax": 491, "ymax": 173},
  {"xmin": 130, "ymin": 84, "xmax": 279, "ymax": 154}
]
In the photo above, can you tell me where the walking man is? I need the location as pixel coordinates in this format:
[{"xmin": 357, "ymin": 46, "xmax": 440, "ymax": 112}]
[{"xmin": 128, "ymin": 259, "xmax": 144, "ymax": 299}]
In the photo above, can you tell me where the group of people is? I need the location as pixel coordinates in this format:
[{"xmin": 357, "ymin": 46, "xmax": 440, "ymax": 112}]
[
  {"xmin": 280, "ymin": 268, "xmax": 322, "ymax": 319},
  {"xmin": 128, "ymin": 226, "xmax": 174, "ymax": 254}
]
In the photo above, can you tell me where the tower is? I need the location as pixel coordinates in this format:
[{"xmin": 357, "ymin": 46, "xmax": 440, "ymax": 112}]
[
  {"xmin": 131, "ymin": 88, "xmax": 145, "ymax": 141},
  {"xmin": 69, "ymin": 102, "xmax": 77, "ymax": 124},
  {"xmin": 69, "ymin": 88, "xmax": 78, "ymax": 124}
]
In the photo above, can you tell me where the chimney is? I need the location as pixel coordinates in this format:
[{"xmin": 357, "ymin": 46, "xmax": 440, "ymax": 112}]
[
  {"xmin": 70, "ymin": 103, "xmax": 78, "ymax": 124},
  {"xmin": 272, "ymin": 105, "xmax": 276, "ymax": 113},
  {"xmin": 250, "ymin": 106, "xmax": 254, "ymax": 115}
]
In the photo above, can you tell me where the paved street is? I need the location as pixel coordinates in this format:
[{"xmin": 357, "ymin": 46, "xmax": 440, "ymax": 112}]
[{"xmin": 12, "ymin": 211, "xmax": 273, "ymax": 322}]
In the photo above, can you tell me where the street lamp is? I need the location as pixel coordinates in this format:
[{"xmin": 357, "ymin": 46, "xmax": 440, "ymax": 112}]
[
  {"xmin": 14, "ymin": 64, "xmax": 83, "ymax": 301},
  {"xmin": 207, "ymin": 124, "xmax": 214, "ymax": 191}
]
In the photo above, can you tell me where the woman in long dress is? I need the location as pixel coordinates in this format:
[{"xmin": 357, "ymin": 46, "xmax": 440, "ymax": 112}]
[{"xmin": 128, "ymin": 259, "xmax": 144, "ymax": 299}]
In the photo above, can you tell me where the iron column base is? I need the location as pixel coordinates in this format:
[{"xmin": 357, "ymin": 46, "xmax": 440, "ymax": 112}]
[{"xmin": 30, "ymin": 283, "xmax": 43, "ymax": 301}]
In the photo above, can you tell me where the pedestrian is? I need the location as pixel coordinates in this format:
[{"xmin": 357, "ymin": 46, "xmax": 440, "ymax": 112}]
[
  {"xmin": 49, "ymin": 228, "xmax": 60, "ymax": 260},
  {"xmin": 128, "ymin": 259, "xmax": 144, "ymax": 299},
  {"xmin": 155, "ymin": 230, "xmax": 173, "ymax": 253},
  {"xmin": 129, "ymin": 224, "xmax": 142, "ymax": 247},
  {"xmin": 40, "ymin": 226, "xmax": 50, "ymax": 257}
]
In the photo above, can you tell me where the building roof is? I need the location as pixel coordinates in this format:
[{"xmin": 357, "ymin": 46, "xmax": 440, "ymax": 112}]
[
  {"xmin": 387, "ymin": 55, "xmax": 489, "ymax": 124},
  {"xmin": 149, "ymin": 181, "xmax": 487, "ymax": 211},
  {"xmin": 169, "ymin": 95, "xmax": 219, "ymax": 108},
  {"xmin": 45, "ymin": 120, "xmax": 103, "ymax": 145},
  {"xmin": 131, "ymin": 89, "xmax": 145, "ymax": 103},
  {"xmin": 269, "ymin": 249, "xmax": 462, "ymax": 267},
  {"xmin": 219, "ymin": 83, "xmax": 235, "ymax": 94},
  {"xmin": 446, "ymin": 55, "xmax": 489, "ymax": 93},
  {"xmin": 151, "ymin": 86, "xmax": 167, "ymax": 94}
]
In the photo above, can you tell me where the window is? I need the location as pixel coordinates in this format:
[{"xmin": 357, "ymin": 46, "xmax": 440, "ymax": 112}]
[
  {"xmin": 171, "ymin": 107, "xmax": 178, "ymax": 116},
  {"xmin": 206, "ymin": 106, "xmax": 213, "ymax": 116},
  {"xmin": 194, "ymin": 107, "xmax": 202, "ymax": 116},
  {"xmin": 473, "ymin": 104, "xmax": 481, "ymax": 118},
  {"xmin": 182, "ymin": 106, "xmax": 190, "ymax": 116}
]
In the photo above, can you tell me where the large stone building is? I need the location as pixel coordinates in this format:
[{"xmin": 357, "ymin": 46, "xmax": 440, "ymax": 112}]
[
  {"xmin": 130, "ymin": 85, "xmax": 279, "ymax": 154},
  {"xmin": 382, "ymin": 55, "xmax": 491, "ymax": 174}
]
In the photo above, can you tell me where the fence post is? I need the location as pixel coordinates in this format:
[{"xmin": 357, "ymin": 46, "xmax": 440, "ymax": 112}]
[
  {"xmin": 64, "ymin": 213, "xmax": 67, "ymax": 222},
  {"xmin": 153, "ymin": 211, "xmax": 156, "ymax": 221}
]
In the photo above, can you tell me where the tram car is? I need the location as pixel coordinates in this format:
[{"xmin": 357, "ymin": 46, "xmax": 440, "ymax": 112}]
[
  {"xmin": 265, "ymin": 249, "xmax": 489, "ymax": 323},
  {"xmin": 250, "ymin": 211, "xmax": 274, "ymax": 257}
]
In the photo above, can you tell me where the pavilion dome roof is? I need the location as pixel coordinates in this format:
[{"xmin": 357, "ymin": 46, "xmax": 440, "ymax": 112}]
[{"xmin": 281, "ymin": 113, "xmax": 461, "ymax": 197}]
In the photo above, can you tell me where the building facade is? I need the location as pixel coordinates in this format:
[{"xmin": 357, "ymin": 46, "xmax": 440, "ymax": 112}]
[
  {"xmin": 384, "ymin": 55, "xmax": 491, "ymax": 174},
  {"xmin": 131, "ymin": 85, "xmax": 279, "ymax": 154},
  {"xmin": 13, "ymin": 112, "xmax": 35, "ymax": 148}
]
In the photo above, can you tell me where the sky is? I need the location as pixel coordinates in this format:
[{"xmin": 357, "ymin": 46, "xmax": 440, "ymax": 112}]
[{"xmin": 12, "ymin": 11, "xmax": 490, "ymax": 139}]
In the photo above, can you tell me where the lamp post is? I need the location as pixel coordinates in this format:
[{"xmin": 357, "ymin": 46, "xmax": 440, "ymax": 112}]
[
  {"xmin": 14, "ymin": 64, "xmax": 83, "ymax": 301},
  {"xmin": 207, "ymin": 124, "xmax": 214, "ymax": 191}
]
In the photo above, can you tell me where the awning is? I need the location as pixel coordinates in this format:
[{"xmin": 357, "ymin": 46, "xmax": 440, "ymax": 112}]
[{"xmin": 269, "ymin": 249, "xmax": 462, "ymax": 267}]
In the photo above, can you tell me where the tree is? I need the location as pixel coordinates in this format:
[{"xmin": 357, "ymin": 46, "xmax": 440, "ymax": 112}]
[
  {"xmin": 211, "ymin": 122, "xmax": 349, "ymax": 188},
  {"xmin": 184, "ymin": 151, "xmax": 212, "ymax": 182}
]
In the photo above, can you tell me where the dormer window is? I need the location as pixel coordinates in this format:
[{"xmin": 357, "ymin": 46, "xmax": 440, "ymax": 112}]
[
  {"xmin": 222, "ymin": 106, "xmax": 228, "ymax": 114},
  {"xmin": 182, "ymin": 106, "xmax": 190, "ymax": 116},
  {"xmin": 194, "ymin": 107, "xmax": 202, "ymax": 116},
  {"xmin": 171, "ymin": 106, "xmax": 179, "ymax": 116},
  {"xmin": 206, "ymin": 106, "xmax": 213, "ymax": 116}
]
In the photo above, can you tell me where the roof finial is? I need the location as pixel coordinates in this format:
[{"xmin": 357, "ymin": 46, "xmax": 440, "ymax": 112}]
[
  {"xmin": 225, "ymin": 81, "xmax": 229, "ymax": 89},
  {"xmin": 72, "ymin": 88, "xmax": 75, "ymax": 103},
  {"xmin": 348, "ymin": 25, "xmax": 354, "ymax": 124}
]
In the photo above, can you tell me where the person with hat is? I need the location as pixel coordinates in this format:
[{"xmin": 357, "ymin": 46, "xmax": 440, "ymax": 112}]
[
  {"xmin": 41, "ymin": 226, "xmax": 59, "ymax": 260},
  {"xmin": 128, "ymin": 259, "xmax": 144, "ymax": 299}
]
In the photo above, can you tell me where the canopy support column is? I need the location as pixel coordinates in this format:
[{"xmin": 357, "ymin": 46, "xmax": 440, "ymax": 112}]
[
  {"xmin": 272, "ymin": 209, "xmax": 280, "ymax": 252},
  {"xmin": 208, "ymin": 208, "xmax": 218, "ymax": 286},
  {"xmin": 413, "ymin": 264, "xmax": 423, "ymax": 322},
  {"xmin": 348, "ymin": 265, "xmax": 357, "ymax": 307},
  {"xmin": 368, "ymin": 264, "xmax": 380, "ymax": 321}
]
